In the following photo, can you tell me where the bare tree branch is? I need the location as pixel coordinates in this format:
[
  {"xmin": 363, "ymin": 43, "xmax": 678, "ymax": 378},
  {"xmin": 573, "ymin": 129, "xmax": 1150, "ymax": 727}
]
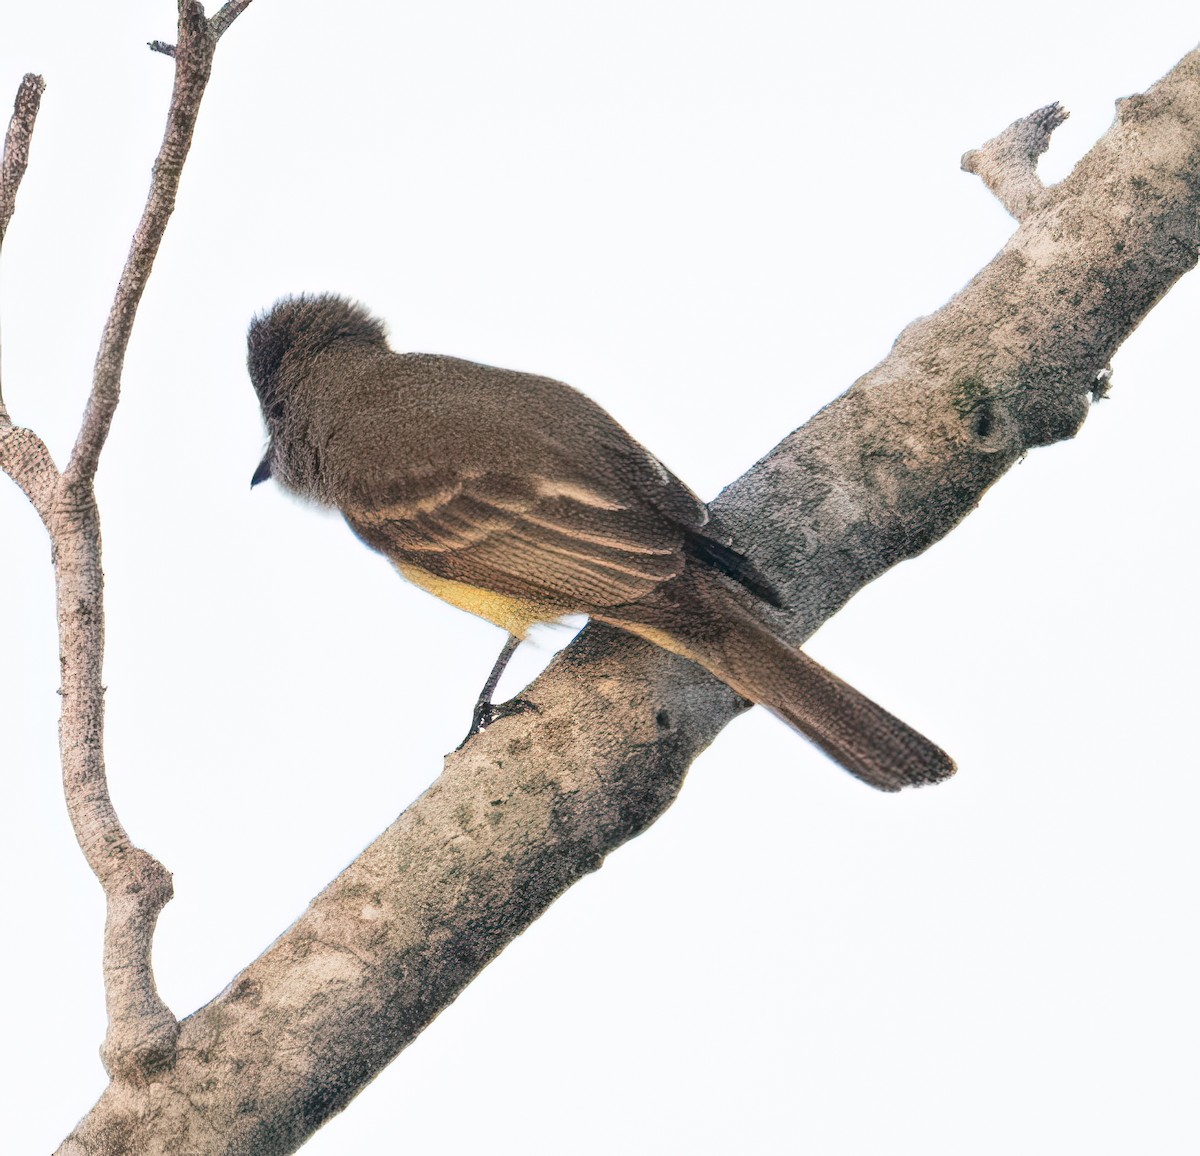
[
  {"xmin": 0, "ymin": 416, "xmax": 57, "ymax": 523},
  {"xmin": 0, "ymin": 0, "xmax": 255, "ymax": 1097},
  {"xmin": 58, "ymin": 41, "xmax": 1200, "ymax": 1155},
  {"xmin": 211, "ymin": 0, "xmax": 255, "ymax": 41},
  {"xmin": 0, "ymin": 72, "xmax": 45, "ymax": 422},
  {"xmin": 56, "ymin": 0, "xmax": 255, "ymax": 1085},
  {"xmin": 67, "ymin": 0, "xmax": 240, "ymax": 484},
  {"xmin": 0, "ymin": 73, "xmax": 43, "ymax": 249},
  {"xmin": 961, "ymin": 101, "xmax": 1070, "ymax": 219},
  {"xmin": 151, "ymin": 0, "xmax": 252, "ymax": 54}
]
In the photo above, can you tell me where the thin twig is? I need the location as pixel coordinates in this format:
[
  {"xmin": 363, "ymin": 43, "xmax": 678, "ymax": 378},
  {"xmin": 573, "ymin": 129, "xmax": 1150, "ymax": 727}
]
[
  {"xmin": 0, "ymin": 73, "xmax": 58, "ymax": 524},
  {"xmin": 211, "ymin": 0, "xmax": 255, "ymax": 40},
  {"xmin": 68, "ymin": 0, "xmax": 255, "ymax": 484},
  {"xmin": 0, "ymin": 73, "xmax": 44, "ymax": 246},
  {"xmin": 66, "ymin": 2, "xmax": 214, "ymax": 483},
  {"xmin": 0, "ymin": 73, "xmax": 46, "ymax": 407}
]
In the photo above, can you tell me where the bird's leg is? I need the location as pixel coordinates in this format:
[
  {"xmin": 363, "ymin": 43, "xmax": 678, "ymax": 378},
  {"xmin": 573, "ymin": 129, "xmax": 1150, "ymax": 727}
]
[
  {"xmin": 460, "ymin": 634, "xmax": 538, "ymax": 746},
  {"xmin": 474, "ymin": 633, "xmax": 520, "ymax": 719}
]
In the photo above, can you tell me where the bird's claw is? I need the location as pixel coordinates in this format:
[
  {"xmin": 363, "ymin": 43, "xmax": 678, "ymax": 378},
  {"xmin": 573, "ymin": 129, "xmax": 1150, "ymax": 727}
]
[{"xmin": 457, "ymin": 697, "xmax": 540, "ymax": 750}]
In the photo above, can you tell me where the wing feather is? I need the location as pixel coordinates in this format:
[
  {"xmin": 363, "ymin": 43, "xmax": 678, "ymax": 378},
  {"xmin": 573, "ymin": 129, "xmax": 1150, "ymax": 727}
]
[
  {"xmin": 327, "ymin": 354, "xmax": 723, "ymax": 610},
  {"xmin": 345, "ymin": 469, "xmax": 686, "ymax": 609}
]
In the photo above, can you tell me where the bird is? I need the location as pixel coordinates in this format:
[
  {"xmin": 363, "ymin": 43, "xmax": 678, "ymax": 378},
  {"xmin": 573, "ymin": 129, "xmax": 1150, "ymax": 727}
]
[{"xmin": 246, "ymin": 293, "xmax": 954, "ymax": 791}]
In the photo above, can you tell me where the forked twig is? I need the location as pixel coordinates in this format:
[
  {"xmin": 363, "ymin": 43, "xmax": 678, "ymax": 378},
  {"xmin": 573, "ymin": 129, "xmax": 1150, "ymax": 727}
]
[{"xmin": 0, "ymin": 0, "xmax": 255, "ymax": 1087}]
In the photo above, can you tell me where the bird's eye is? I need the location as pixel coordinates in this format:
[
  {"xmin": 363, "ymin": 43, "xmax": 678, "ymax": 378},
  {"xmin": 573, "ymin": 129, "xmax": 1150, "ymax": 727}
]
[{"xmin": 270, "ymin": 402, "xmax": 285, "ymax": 422}]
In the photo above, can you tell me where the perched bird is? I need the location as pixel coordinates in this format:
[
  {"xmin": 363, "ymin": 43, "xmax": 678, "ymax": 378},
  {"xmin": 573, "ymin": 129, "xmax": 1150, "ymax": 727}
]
[{"xmin": 247, "ymin": 294, "xmax": 954, "ymax": 791}]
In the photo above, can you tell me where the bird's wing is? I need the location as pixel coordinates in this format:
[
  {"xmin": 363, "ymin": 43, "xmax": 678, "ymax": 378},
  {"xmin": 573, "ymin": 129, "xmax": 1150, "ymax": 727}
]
[{"xmin": 344, "ymin": 467, "xmax": 688, "ymax": 609}]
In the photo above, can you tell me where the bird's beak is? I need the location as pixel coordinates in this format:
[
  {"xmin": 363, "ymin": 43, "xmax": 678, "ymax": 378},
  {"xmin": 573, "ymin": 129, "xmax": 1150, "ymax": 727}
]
[{"xmin": 251, "ymin": 454, "xmax": 272, "ymax": 488}]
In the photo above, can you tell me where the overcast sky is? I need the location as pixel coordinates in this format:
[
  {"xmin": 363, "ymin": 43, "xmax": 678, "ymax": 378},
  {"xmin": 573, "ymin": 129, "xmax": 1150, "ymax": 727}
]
[{"xmin": 2, "ymin": 2, "xmax": 1197, "ymax": 1152}]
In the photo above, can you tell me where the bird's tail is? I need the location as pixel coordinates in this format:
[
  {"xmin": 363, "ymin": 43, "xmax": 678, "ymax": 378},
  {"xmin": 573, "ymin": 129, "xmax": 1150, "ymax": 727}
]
[{"xmin": 596, "ymin": 569, "xmax": 955, "ymax": 792}]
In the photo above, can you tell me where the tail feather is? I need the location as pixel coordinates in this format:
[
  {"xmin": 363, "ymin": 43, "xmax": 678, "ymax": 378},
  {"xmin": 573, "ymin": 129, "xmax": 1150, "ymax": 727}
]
[
  {"xmin": 682, "ymin": 530, "xmax": 784, "ymax": 608},
  {"xmin": 599, "ymin": 570, "xmax": 955, "ymax": 792},
  {"xmin": 758, "ymin": 649, "xmax": 954, "ymax": 791}
]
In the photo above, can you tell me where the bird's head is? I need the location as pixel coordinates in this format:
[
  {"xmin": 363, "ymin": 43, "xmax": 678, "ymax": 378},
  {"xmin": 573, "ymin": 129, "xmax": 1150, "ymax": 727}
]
[{"xmin": 247, "ymin": 293, "xmax": 389, "ymax": 495}]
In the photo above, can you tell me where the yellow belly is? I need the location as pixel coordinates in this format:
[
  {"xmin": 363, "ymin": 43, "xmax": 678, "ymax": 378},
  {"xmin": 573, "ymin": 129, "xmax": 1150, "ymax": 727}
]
[{"xmin": 396, "ymin": 562, "xmax": 571, "ymax": 637}]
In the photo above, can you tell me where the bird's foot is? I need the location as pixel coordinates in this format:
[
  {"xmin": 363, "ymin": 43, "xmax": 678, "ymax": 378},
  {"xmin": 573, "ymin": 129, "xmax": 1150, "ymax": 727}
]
[{"xmin": 457, "ymin": 696, "xmax": 540, "ymax": 750}]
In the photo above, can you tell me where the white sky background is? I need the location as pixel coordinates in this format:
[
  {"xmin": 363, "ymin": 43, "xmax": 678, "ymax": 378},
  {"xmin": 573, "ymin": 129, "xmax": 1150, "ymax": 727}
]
[{"xmin": 2, "ymin": 1, "xmax": 1197, "ymax": 1152}]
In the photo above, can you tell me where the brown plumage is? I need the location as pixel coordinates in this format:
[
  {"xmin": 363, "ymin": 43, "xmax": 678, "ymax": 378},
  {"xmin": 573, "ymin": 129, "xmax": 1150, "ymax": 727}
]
[{"xmin": 248, "ymin": 294, "xmax": 954, "ymax": 791}]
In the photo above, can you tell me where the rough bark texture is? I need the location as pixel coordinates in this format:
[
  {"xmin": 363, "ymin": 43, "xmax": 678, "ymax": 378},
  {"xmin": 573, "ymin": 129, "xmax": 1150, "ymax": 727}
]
[{"xmin": 52, "ymin": 43, "xmax": 1200, "ymax": 1155}]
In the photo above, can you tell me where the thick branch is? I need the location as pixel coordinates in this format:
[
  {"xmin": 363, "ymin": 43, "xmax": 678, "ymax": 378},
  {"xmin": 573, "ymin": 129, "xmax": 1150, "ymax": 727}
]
[{"xmin": 61, "ymin": 42, "xmax": 1200, "ymax": 1155}]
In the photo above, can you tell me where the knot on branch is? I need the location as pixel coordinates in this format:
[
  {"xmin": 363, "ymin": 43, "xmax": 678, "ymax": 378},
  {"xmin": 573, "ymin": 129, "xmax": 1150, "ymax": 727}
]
[
  {"xmin": 149, "ymin": 5, "xmax": 211, "ymax": 63},
  {"xmin": 1115, "ymin": 93, "xmax": 1152, "ymax": 122},
  {"xmin": 956, "ymin": 394, "xmax": 1015, "ymax": 455},
  {"xmin": 118, "ymin": 847, "xmax": 175, "ymax": 912},
  {"xmin": 962, "ymin": 102, "xmax": 1070, "ymax": 220},
  {"xmin": 100, "ymin": 849, "xmax": 179, "ymax": 1082},
  {"xmin": 102, "ymin": 1014, "xmax": 181, "ymax": 1085}
]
